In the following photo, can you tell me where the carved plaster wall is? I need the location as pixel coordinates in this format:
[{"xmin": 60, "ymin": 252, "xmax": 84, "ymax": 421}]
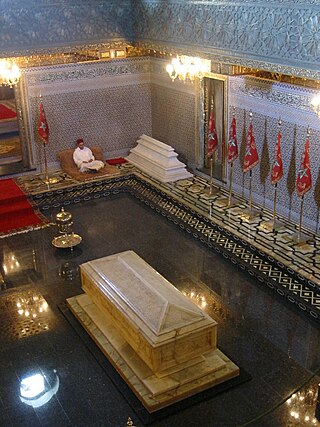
[
  {"xmin": 133, "ymin": 0, "xmax": 320, "ymax": 78},
  {"xmin": 23, "ymin": 58, "xmax": 152, "ymax": 169},
  {"xmin": 2, "ymin": 1, "xmax": 319, "ymax": 80},
  {"xmin": 0, "ymin": 0, "xmax": 132, "ymax": 55}
]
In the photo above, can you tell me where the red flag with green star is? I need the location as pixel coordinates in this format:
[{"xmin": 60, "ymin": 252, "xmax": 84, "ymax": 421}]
[
  {"xmin": 243, "ymin": 122, "xmax": 259, "ymax": 173},
  {"xmin": 271, "ymin": 130, "xmax": 284, "ymax": 185},
  {"xmin": 38, "ymin": 100, "xmax": 49, "ymax": 144},
  {"xmin": 207, "ymin": 109, "xmax": 219, "ymax": 157},
  {"xmin": 296, "ymin": 137, "xmax": 312, "ymax": 197},
  {"xmin": 227, "ymin": 116, "xmax": 238, "ymax": 163}
]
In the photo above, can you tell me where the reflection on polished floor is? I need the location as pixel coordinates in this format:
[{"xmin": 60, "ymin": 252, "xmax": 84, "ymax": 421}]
[
  {"xmin": 17, "ymin": 167, "xmax": 320, "ymax": 322},
  {"xmin": 0, "ymin": 190, "xmax": 319, "ymax": 426}
]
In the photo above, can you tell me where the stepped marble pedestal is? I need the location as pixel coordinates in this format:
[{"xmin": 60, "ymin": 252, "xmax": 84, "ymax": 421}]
[
  {"xmin": 126, "ymin": 134, "xmax": 193, "ymax": 183},
  {"xmin": 67, "ymin": 251, "xmax": 239, "ymax": 412}
]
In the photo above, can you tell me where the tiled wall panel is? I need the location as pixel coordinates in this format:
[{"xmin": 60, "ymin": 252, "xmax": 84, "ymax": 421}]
[
  {"xmin": 148, "ymin": 58, "xmax": 320, "ymax": 231},
  {"xmin": 150, "ymin": 59, "xmax": 196, "ymax": 165},
  {"xmin": 151, "ymin": 84, "xmax": 196, "ymax": 165},
  {"xmin": 24, "ymin": 58, "xmax": 152, "ymax": 167},
  {"xmin": 15, "ymin": 54, "xmax": 320, "ymax": 231},
  {"xmin": 228, "ymin": 76, "xmax": 320, "ymax": 230}
]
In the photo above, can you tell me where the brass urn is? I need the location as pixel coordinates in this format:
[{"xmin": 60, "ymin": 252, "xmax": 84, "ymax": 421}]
[{"xmin": 55, "ymin": 207, "xmax": 73, "ymax": 235}]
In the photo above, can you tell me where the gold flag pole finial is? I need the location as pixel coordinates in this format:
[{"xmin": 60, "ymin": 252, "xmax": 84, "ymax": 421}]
[{"xmin": 307, "ymin": 124, "xmax": 311, "ymax": 138}]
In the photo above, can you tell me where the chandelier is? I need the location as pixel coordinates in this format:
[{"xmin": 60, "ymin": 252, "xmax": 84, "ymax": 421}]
[
  {"xmin": 166, "ymin": 55, "xmax": 211, "ymax": 82},
  {"xmin": 311, "ymin": 94, "xmax": 320, "ymax": 118},
  {"xmin": 0, "ymin": 59, "xmax": 21, "ymax": 87}
]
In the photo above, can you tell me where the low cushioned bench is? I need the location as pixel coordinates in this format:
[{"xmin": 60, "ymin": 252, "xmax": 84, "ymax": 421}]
[{"xmin": 58, "ymin": 146, "xmax": 119, "ymax": 181}]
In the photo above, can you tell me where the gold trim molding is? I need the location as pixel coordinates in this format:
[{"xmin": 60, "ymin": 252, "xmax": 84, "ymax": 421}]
[
  {"xmin": 133, "ymin": 41, "xmax": 320, "ymax": 84},
  {"xmin": 1, "ymin": 41, "xmax": 131, "ymax": 69},
  {"xmin": 2, "ymin": 42, "xmax": 319, "ymax": 89}
]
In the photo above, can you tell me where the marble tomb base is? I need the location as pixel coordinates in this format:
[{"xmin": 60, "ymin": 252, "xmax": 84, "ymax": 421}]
[
  {"xmin": 126, "ymin": 134, "xmax": 193, "ymax": 183},
  {"xmin": 67, "ymin": 251, "xmax": 239, "ymax": 412}
]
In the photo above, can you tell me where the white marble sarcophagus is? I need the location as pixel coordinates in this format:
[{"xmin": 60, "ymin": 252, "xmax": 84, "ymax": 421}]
[
  {"xmin": 67, "ymin": 251, "xmax": 239, "ymax": 411},
  {"xmin": 126, "ymin": 134, "xmax": 193, "ymax": 183}
]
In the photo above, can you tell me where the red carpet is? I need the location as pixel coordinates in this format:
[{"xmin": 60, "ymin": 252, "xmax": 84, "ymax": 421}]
[
  {"xmin": 0, "ymin": 179, "xmax": 43, "ymax": 233},
  {"xmin": 0, "ymin": 103, "xmax": 17, "ymax": 119},
  {"xmin": 106, "ymin": 157, "xmax": 127, "ymax": 165}
]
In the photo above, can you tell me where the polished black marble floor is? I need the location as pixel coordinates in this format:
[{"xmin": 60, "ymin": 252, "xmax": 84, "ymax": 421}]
[
  {"xmin": 16, "ymin": 168, "xmax": 320, "ymax": 322},
  {"xmin": 0, "ymin": 194, "xmax": 319, "ymax": 426}
]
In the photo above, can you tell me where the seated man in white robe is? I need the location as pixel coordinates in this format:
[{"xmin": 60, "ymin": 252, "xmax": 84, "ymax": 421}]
[{"xmin": 73, "ymin": 138, "xmax": 104, "ymax": 173}]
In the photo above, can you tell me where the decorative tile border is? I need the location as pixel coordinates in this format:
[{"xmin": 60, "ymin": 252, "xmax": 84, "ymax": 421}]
[{"xmin": 23, "ymin": 169, "xmax": 320, "ymax": 323}]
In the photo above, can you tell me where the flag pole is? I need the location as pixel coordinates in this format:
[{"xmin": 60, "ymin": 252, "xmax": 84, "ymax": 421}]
[
  {"xmin": 204, "ymin": 95, "xmax": 218, "ymax": 199},
  {"xmin": 209, "ymin": 95, "xmax": 215, "ymax": 197},
  {"xmin": 298, "ymin": 195, "xmax": 304, "ymax": 242},
  {"xmin": 228, "ymin": 162, "xmax": 233, "ymax": 207},
  {"xmin": 260, "ymin": 116, "xmax": 285, "ymax": 232},
  {"xmin": 272, "ymin": 117, "xmax": 282, "ymax": 231},
  {"xmin": 220, "ymin": 106, "xmax": 237, "ymax": 208},
  {"xmin": 249, "ymin": 169, "xmax": 253, "ymax": 210},
  {"xmin": 43, "ymin": 142, "xmax": 49, "ymax": 184},
  {"xmin": 272, "ymin": 183, "xmax": 278, "ymax": 231},
  {"xmin": 240, "ymin": 110, "xmax": 260, "ymax": 221},
  {"xmin": 38, "ymin": 142, "xmax": 43, "ymax": 175},
  {"xmin": 297, "ymin": 126, "xmax": 310, "ymax": 243},
  {"xmin": 291, "ymin": 125, "xmax": 312, "ymax": 245},
  {"xmin": 39, "ymin": 95, "xmax": 49, "ymax": 185},
  {"xmin": 248, "ymin": 111, "xmax": 253, "ymax": 211},
  {"xmin": 298, "ymin": 125, "xmax": 311, "ymax": 239},
  {"xmin": 209, "ymin": 155, "xmax": 214, "ymax": 196},
  {"xmin": 228, "ymin": 106, "xmax": 236, "ymax": 207},
  {"xmin": 38, "ymin": 97, "xmax": 59, "ymax": 186}
]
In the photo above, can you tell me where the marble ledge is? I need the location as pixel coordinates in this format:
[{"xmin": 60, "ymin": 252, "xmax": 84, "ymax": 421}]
[{"xmin": 136, "ymin": 169, "xmax": 320, "ymax": 286}]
